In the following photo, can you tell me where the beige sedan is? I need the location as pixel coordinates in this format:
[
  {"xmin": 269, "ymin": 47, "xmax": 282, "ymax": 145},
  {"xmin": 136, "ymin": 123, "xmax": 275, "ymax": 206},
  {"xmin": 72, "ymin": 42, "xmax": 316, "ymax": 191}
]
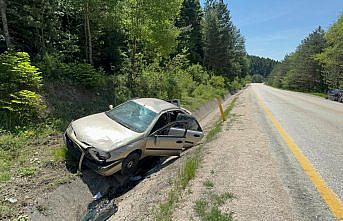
[{"xmin": 64, "ymin": 98, "xmax": 204, "ymax": 176}]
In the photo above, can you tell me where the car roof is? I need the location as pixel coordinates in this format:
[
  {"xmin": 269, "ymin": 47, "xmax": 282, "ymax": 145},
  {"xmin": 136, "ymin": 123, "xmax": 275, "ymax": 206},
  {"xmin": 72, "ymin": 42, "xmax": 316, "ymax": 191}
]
[{"xmin": 133, "ymin": 98, "xmax": 179, "ymax": 113}]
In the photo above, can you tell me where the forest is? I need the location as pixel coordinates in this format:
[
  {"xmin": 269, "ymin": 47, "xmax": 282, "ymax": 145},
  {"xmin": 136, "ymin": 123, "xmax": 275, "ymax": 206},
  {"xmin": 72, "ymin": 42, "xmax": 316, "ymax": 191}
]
[
  {"xmin": 267, "ymin": 14, "xmax": 343, "ymax": 93},
  {"xmin": 0, "ymin": 0, "xmax": 252, "ymax": 131},
  {"xmin": 248, "ymin": 55, "xmax": 278, "ymax": 83}
]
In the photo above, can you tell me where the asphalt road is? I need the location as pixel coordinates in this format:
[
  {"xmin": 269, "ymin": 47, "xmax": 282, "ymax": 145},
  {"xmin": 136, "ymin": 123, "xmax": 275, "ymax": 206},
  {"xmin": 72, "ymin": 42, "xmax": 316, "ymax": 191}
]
[{"xmin": 251, "ymin": 84, "xmax": 343, "ymax": 220}]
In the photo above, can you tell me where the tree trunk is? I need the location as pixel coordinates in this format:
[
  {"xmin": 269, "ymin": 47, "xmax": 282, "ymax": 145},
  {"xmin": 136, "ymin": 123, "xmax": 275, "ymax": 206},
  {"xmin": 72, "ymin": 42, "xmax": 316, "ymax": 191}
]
[
  {"xmin": 0, "ymin": 0, "xmax": 11, "ymax": 48},
  {"xmin": 85, "ymin": 2, "xmax": 93, "ymax": 64}
]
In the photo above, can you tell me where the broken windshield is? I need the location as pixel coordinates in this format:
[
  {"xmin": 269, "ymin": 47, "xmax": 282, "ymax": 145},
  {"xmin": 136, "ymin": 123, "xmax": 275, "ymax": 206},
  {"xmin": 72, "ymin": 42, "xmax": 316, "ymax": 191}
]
[{"xmin": 105, "ymin": 101, "xmax": 157, "ymax": 133}]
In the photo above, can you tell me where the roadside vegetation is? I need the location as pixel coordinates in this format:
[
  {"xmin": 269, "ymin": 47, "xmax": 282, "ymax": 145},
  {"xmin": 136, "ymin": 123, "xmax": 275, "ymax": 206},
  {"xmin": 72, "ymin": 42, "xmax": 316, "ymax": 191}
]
[
  {"xmin": 194, "ymin": 187, "xmax": 234, "ymax": 221},
  {"xmin": 153, "ymin": 96, "xmax": 238, "ymax": 221},
  {"xmin": 248, "ymin": 55, "xmax": 279, "ymax": 83},
  {"xmin": 267, "ymin": 14, "xmax": 343, "ymax": 93}
]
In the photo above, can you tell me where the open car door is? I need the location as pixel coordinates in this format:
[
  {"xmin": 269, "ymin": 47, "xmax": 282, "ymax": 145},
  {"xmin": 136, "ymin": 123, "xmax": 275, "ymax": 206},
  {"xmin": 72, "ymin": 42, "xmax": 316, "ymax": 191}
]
[
  {"xmin": 176, "ymin": 114, "xmax": 204, "ymax": 148},
  {"xmin": 145, "ymin": 121, "xmax": 188, "ymax": 156}
]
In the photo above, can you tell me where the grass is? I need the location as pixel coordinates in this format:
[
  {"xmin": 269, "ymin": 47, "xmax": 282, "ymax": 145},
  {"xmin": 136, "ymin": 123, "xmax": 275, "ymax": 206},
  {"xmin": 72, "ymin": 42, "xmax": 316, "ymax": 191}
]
[
  {"xmin": 224, "ymin": 97, "xmax": 238, "ymax": 118},
  {"xmin": 310, "ymin": 92, "xmax": 327, "ymax": 98},
  {"xmin": 206, "ymin": 122, "xmax": 222, "ymax": 142},
  {"xmin": 18, "ymin": 167, "xmax": 36, "ymax": 177},
  {"xmin": 153, "ymin": 96, "xmax": 238, "ymax": 221},
  {"xmin": 206, "ymin": 97, "xmax": 237, "ymax": 143},
  {"xmin": 194, "ymin": 190, "xmax": 234, "ymax": 221},
  {"xmin": 154, "ymin": 150, "xmax": 202, "ymax": 221},
  {"xmin": 52, "ymin": 146, "xmax": 68, "ymax": 162},
  {"xmin": 0, "ymin": 202, "xmax": 15, "ymax": 219},
  {"xmin": 210, "ymin": 192, "xmax": 234, "ymax": 206},
  {"xmin": 194, "ymin": 194, "xmax": 233, "ymax": 221},
  {"xmin": 179, "ymin": 152, "xmax": 200, "ymax": 189},
  {"xmin": 0, "ymin": 124, "xmax": 58, "ymax": 183},
  {"xmin": 203, "ymin": 180, "xmax": 214, "ymax": 189}
]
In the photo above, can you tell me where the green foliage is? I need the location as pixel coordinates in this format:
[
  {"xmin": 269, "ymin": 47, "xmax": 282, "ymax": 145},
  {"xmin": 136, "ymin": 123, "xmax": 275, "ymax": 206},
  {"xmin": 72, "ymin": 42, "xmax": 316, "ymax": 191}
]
[
  {"xmin": 251, "ymin": 74, "xmax": 264, "ymax": 83},
  {"xmin": 18, "ymin": 167, "xmax": 36, "ymax": 177},
  {"xmin": 203, "ymin": 0, "xmax": 248, "ymax": 79},
  {"xmin": 268, "ymin": 27, "xmax": 327, "ymax": 92},
  {"xmin": 194, "ymin": 192, "xmax": 233, "ymax": 221},
  {"xmin": 248, "ymin": 55, "xmax": 278, "ymax": 77},
  {"xmin": 229, "ymin": 77, "xmax": 242, "ymax": 91},
  {"xmin": 179, "ymin": 153, "xmax": 200, "ymax": 189},
  {"xmin": 316, "ymin": 14, "xmax": 343, "ymax": 89},
  {"xmin": 175, "ymin": 0, "xmax": 204, "ymax": 64},
  {"xmin": 0, "ymin": 51, "xmax": 45, "ymax": 128},
  {"xmin": 38, "ymin": 54, "xmax": 107, "ymax": 89},
  {"xmin": 243, "ymin": 74, "xmax": 252, "ymax": 84},
  {"xmin": 62, "ymin": 63, "xmax": 106, "ymax": 88},
  {"xmin": 52, "ymin": 147, "xmax": 68, "ymax": 162},
  {"xmin": 120, "ymin": 0, "xmax": 183, "ymax": 58},
  {"xmin": 0, "ymin": 123, "xmax": 58, "ymax": 183},
  {"xmin": 206, "ymin": 121, "xmax": 222, "ymax": 142},
  {"xmin": 203, "ymin": 179, "xmax": 214, "ymax": 189},
  {"xmin": 311, "ymin": 92, "xmax": 327, "ymax": 98}
]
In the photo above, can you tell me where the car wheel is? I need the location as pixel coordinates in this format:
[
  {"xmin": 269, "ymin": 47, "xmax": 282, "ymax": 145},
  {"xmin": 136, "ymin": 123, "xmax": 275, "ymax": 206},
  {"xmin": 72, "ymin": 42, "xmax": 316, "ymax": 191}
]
[{"xmin": 121, "ymin": 152, "xmax": 140, "ymax": 176}]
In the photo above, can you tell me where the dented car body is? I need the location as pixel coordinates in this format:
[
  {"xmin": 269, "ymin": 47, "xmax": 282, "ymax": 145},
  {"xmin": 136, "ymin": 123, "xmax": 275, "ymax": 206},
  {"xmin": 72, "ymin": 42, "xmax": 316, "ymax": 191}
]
[{"xmin": 64, "ymin": 98, "xmax": 204, "ymax": 176}]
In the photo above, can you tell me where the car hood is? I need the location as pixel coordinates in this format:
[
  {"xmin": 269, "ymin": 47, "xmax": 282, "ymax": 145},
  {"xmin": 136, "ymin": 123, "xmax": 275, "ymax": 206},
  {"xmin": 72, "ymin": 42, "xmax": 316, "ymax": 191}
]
[{"xmin": 71, "ymin": 113, "xmax": 142, "ymax": 152}]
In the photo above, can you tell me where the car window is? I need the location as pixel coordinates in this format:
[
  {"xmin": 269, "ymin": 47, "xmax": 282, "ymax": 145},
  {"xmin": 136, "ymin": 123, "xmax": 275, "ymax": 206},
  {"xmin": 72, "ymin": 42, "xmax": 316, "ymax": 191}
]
[
  {"xmin": 176, "ymin": 114, "xmax": 202, "ymax": 132},
  {"xmin": 105, "ymin": 101, "xmax": 157, "ymax": 133},
  {"xmin": 169, "ymin": 110, "xmax": 183, "ymax": 122},
  {"xmin": 155, "ymin": 122, "xmax": 187, "ymax": 137},
  {"xmin": 151, "ymin": 113, "xmax": 170, "ymax": 134},
  {"xmin": 188, "ymin": 118, "xmax": 202, "ymax": 131}
]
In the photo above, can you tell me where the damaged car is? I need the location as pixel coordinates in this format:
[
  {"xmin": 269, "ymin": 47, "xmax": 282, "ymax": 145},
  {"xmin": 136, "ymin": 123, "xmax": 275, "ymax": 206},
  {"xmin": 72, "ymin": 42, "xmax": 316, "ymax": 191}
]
[{"xmin": 64, "ymin": 98, "xmax": 204, "ymax": 176}]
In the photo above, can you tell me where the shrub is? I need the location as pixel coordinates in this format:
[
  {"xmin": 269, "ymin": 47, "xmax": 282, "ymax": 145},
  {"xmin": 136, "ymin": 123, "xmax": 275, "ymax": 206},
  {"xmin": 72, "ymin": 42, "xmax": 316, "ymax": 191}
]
[
  {"xmin": 0, "ymin": 51, "xmax": 45, "ymax": 128},
  {"xmin": 38, "ymin": 54, "xmax": 107, "ymax": 89},
  {"xmin": 187, "ymin": 64, "xmax": 209, "ymax": 84},
  {"xmin": 251, "ymin": 74, "xmax": 264, "ymax": 83},
  {"xmin": 61, "ymin": 63, "xmax": 106, "ymax": 88},
  {"xmin": 229, "ymin": 77, "xmax": 242, "ymax": 91}
]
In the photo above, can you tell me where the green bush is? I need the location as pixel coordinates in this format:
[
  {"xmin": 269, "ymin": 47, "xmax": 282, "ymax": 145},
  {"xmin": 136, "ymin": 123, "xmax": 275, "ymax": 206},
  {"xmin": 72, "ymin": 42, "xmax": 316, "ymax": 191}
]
[
  {"xmin": 251, "ymin": 74, "xmax": 264, "ymax": 83},
  {"xmin": 62, "ymin": 63, "xmax": 106, "ymax": 88},
  {"xmin": 38, "ymin": 54, "xmax": 107, "ymax": 89},
  {"xmin": 229, "ymin": 77, "xmax": 242, "ymax": 91},
  {"xmin": 0, "ymin": 51, "xmax": 45, "ymax": 128}
]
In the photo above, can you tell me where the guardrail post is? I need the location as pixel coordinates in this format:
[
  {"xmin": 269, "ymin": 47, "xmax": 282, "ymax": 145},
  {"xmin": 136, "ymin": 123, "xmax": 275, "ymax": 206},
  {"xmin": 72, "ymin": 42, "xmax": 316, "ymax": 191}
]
[{"xmin": 216, "ymin": 96, "xmax": 225, "ymax": 122}]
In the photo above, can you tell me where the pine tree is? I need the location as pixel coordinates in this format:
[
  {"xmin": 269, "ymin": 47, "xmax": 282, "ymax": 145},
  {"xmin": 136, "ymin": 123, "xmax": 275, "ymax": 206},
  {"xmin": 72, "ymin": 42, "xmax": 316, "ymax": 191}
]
[
  {"xmin": 316, "ymin": 14, "xmax": 343, "ymax": 89},
  {"xmin": 175, "ymin": 0, "xmax": 203, "ymax": 64},
  {"xmin": 203, "ymin": 0, "xmax": 243, "ymax": 80},
  {"xmin": 268, "ymin": 27, "xmax": 326, "ymax": 92}
]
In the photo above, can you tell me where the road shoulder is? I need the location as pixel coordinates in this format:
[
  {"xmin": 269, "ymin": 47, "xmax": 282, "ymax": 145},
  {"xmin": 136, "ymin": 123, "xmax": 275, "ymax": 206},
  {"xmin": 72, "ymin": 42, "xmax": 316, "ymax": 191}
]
[{"xmin": 172, "ymin": 88, "xmax": 296, "ymax": 221}]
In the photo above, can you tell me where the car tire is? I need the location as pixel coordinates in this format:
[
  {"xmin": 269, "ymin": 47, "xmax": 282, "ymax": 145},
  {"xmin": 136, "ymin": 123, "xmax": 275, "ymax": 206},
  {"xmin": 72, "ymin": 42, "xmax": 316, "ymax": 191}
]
[{"xmin": 121, "ymin": 152, "xmax": 140, "ymax": 176}]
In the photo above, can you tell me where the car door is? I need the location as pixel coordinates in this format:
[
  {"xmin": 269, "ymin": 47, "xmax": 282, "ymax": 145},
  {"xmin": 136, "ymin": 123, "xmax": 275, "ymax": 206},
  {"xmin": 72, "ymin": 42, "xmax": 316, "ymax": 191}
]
[
  {"xmin": 176, "ymin": 114, "xmax": 204, "ymax": 148},
  {"xmin": 145, "ymin": 121, "xmax": 188, "ymax": 156}
]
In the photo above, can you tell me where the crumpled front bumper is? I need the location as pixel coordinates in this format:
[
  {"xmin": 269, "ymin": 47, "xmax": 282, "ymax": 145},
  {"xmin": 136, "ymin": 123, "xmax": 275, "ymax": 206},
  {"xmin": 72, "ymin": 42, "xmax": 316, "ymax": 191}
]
[{"xmin": 63, "ymin": 133, "xmax": 122, "ymax": 176}]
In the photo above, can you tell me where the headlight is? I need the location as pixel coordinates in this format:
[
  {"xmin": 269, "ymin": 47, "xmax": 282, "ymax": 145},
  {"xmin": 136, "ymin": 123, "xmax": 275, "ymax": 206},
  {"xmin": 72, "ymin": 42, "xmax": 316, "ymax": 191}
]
[
  {"xmin": 66, "ymin": 124, "xmax": 73, "ymax": 135},
  {"xmin": 88, "ymin": 148, "xmax": 111, "ymax": 161}
]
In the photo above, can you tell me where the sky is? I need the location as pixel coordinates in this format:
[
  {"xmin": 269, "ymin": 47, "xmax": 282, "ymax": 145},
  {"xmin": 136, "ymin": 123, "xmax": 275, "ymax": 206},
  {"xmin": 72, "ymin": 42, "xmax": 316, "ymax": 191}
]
[{"xmin": 203, "ymin": 0, "xmax": 343, "ymax": 61}]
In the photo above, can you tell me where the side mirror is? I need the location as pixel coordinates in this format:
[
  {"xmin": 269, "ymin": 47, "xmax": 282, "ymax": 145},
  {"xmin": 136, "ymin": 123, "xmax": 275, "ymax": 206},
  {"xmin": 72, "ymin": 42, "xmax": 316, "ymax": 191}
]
[{"xmin": 109, "ymin": 104, "xmax": 113, "ymax": 110}]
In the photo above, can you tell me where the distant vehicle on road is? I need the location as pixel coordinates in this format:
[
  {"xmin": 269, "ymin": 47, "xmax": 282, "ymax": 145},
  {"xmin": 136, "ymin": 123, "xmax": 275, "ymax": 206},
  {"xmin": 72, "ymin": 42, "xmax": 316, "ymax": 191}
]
[
  {"xmin": 64, "ymin": 98, "xmax": 204, "ymax": 176},
  {"xmin": 339, "ymin": 94, "xmax": 343, "ymax": 103},
  {"xmin": 327, "ymin": 89, "xmax": 343, "ymax": 102}
]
